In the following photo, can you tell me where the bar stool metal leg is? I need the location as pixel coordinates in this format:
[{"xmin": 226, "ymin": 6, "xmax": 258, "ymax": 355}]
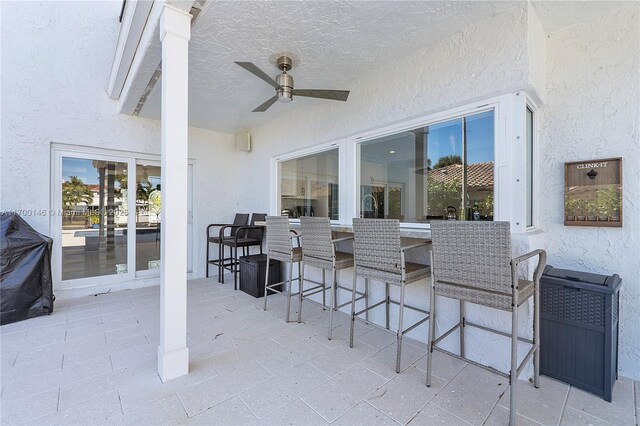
[
  {"xmin": 322, "ymin": 269, "xmax": 326, "ymax": 310},
  {"xmin": 263, "ymin": 255, "xmax": 270, "ymax": 311},
  {"xmin": 426, "ymin": 289, "xmax": 436, "ymax": 386},
  {"xmin": 285, "ymin": 261, "xmax": 294, "ymax": 323},
  {"xmin": 534, "ymin": 282, "xmax": 540, "ymax": 388},
  {"xmin": 297, "ymin": 261, "xmax": 303, "ymax": 318},
  {"xmin": 349, "ymin": 271, "xmax": 358, "ymax": 348},
  {"xmin": 298, "ymin": 261, "xmax": 305, "ymax": 323},
  {"xmin": 396, "ymin": 281, "xmax": 406, "ymax": 373},
  {"xmin": 328, "ymin": 267, "xmax": 336, "ymax": 339},
  {"xmin": 509, "ymin": 296, "xmax": 519, "ymax": 426},
  {"xmin": 460, "ymin": 300, "xmax": 466, "ymax": 358},
  {"xmin": 206, "ymin": 240, "xmax": 210, "ymax": 278},
  {"xmin": 385, "ymin": 282, "xmax": 390, "ymax": 330},
  {"xmin": 364, "ymin": 278, "xmax": 369, "ymax": 324},
  {"xmin": 233, "ymin": 245, "xmax": 239, "ymax": 290},
  {"xmin": 426, "ymin": 251, "xmax": 436, "ymax": 387},
  {"xmin": 218, "ymin": 241, "xmax": 223, "ymax": 282}
]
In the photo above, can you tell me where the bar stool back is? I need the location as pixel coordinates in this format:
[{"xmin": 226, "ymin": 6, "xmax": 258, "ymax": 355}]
[
  {"xmin": 263, "ymin": 216, "xmax": 303, "ymax": 322},
  {"xmin": 350, "ymin": 218, "xmax": 431, "ymax": 373},
  {"xmin": 299, "ymin": 217, "xmax": 357, "ymax": 339}
]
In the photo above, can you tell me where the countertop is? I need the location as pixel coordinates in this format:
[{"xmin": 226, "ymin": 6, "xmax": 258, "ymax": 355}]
[{"xmin": 255, "ymin": 220, "xmax": 431, "ymax": 243}]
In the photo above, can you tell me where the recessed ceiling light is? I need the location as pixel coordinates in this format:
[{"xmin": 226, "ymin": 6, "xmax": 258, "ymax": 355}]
[{"xmin": 389, "ymin": 150, "xmax": 396, "ymax": 154}]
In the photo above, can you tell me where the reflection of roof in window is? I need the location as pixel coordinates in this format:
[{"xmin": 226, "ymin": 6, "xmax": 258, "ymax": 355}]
[
  {"xmin": 425, "ymin": 161, "xmax": 494, "ymax": 188},
  {"xmin": 86, "ymin": 184, "xmax": 122, "ymax": 192}
]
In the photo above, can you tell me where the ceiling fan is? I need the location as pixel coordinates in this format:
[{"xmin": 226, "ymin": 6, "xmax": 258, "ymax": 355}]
[{"xmin": 235, "ymin": 56, "xmax": 350, "ymax": 112}]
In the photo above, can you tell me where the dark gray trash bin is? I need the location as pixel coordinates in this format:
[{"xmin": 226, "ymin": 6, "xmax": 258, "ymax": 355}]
[
  {"xmin": 239, "ymin": 254, "xmax": 281, "ymax": 298},
  {"xmin": 540, "ymin": 266, "xmax": 622, "ymax": 402}
]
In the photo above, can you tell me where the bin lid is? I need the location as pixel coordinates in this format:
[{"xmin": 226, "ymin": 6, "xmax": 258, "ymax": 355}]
[
  {"xmin": 239, "ymin": 254, "xmax": 269, "ymax": 263},
  {"xmin": 543, "ymin": 266, "xmax": 622, "ymax": 291},
  {"xmin": 544, "ymin": 267, "xmax": 608, "ymax": 285}
]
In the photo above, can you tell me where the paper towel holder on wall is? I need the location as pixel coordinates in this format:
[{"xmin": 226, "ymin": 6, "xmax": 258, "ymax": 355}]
[{"xmin": 236, "ymin": 131, "xmax": 251, "ymax": 152}]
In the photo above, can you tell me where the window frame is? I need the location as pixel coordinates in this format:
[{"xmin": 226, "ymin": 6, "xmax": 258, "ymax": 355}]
[
  {"xmin": 270, "ymin": 140, "xmax": 346, "ymax": 223},
  {"xmin": 350, "ymin": 97, "xmax": 507, "ymax": 229},
  {"xmin": 269, "ymin": 93, "xmax": 531, "ymax": 232},
  {"xmin": 525, "ymin": 97, "xmax": 539, "ymax": 230}
]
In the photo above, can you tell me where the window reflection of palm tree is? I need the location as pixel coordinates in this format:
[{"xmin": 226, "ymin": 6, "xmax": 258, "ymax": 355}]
[
  {"xmin": 433, "ymin": 155, "xmax": 462, "ymax": 169},
  {"xmin": 149, "ymin": 184, "xmax": 161, "ymax": 242},
  {"xmin": 62, "ymin": 176, "xmax": 93, "ymax": 225}
]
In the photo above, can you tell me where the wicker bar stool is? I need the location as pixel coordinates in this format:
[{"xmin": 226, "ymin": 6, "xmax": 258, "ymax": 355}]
[
  {"xmin": 263, "ymin": 216, "xmax": 303, "ymax": 322},
  {"xmin": 350, "ymin": 218, "xmax": 431, "ymax": 373},
  {"xmin": 427, "ymin": 221, "xmax": 546, "ymax": 426},
  {"xmin": 299, "ymin": 217, "xmax": 365, "ymax": 339}
]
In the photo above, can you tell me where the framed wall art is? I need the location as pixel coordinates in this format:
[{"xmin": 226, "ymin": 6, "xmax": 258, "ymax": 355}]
[{"xmin": 564, "ymin": 158, "xmax": 622, "ymax": 227}]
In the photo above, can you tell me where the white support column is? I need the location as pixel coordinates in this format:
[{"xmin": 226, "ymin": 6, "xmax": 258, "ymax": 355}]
[{"xmin": 158, "ymin": 4, "xmax": 191, "ymax": 382}]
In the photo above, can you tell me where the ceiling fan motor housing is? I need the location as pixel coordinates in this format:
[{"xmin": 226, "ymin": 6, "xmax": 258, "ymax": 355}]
[
  {"xmin": 235, "ymin": 55, "xmax": 349, "ymax": 111},
  {"xmin": 276, "ymin": 72, "xmax": 293, "ymax": 102}
]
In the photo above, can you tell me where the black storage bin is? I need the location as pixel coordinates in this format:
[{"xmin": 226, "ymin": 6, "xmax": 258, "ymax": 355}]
[
  {"xmin": 239, "ymin": 254, "xmax": 281, "ymax": 298},
  {"xmin": 540, "ymin": 266, "xmax": 622, "ymax": 402}
]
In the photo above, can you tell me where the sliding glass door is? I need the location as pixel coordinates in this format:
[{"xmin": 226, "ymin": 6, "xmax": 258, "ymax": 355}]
[
  {"xmin": 60, "ymin": 157, "xmax": 129, "ymax": 280},
  {"xmin": 135, "ymin": 161, "xmax": 162, "ymax": 273},
  {"xmin": 54, "ymin": 148, "xmax": 193, "ymax": 287}
]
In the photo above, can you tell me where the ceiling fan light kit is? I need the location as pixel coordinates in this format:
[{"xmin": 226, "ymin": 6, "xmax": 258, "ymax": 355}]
[{"xmin": 235, "ymin": 55, "xmax": 350, "ymax": 112}]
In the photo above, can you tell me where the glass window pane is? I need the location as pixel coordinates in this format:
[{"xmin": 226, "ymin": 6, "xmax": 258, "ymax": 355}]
[
  {"xmin": 464, "ymin": 111, "xmax": 494, "ymax": 221},
  {"xmin": 360, "ymin": 130, "xmax": 424, "ymax": 222},
  {"xmin": 279, "ymin": 149, "xmax": 339, "ymax": 219},
  {"xmin": 426, "ymin": 119, "xmax": 463, "ymax": 220},
  {"xmin": 136, "ymin": 163, "xmax": 161, "ymax": 271},
  {"xmin": 526, "ymin": 107, "xmax": 534, "ymax": 227},
  {"xmin": 358, "ymin": 110, "xmax": 494, "ymax": 224},
  {"xmin": 61, "ymin": 157, "xmax": 128, "ymax": 280}
]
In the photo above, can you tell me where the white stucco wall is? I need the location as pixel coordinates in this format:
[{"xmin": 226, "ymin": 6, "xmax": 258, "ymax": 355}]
[
  {"xmin": 0, "ymin": 1, "xmax": 238, "ymax": 289},
  {"xmin": 526, "ymin": 4, "xmax": 547, "ymax": 105},
  {"xmin": 539, "ymin": 5, "xmax": 640, "ymax": 379},
  {"xmin": 188, "ymin": 128, "xmax": 238, "ymax": 278}
]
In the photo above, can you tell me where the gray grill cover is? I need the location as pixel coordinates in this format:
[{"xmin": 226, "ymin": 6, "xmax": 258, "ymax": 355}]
[{"xmin": 1, "ymin": 213, "xmax": 54, "ymax": 325}]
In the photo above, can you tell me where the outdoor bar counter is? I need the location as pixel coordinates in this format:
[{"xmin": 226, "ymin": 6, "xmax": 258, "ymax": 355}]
[
  {"xmin": 261, "ymin": 220, "xmax": 433, "ymax": 279},
  {"xmin": 289, "ymin": 222, "xmax": 432, "ymax": 264}
]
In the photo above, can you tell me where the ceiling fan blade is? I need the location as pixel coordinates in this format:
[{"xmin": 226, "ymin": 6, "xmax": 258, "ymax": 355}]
[
  {"xmin": 292, "ymin": 89, "xmax": 350, "ymax": 101},
  {"xmin": 253, "ymin": 95, "xmax": 279, "ymax": 112},
  {"xmin": 235, "ymin": 62, "xmax": 279, "ymax": 89}
]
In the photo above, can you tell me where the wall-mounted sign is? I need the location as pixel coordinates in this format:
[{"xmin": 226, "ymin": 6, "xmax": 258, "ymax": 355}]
[{"xmin": 564, "ymin": 157, "xmax": 622, "ymax": 227}]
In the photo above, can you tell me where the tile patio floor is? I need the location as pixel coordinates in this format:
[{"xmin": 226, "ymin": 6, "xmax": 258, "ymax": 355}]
[{"xmin": 1, "ymin": 277, "xmax": 638, "ymax": 425}]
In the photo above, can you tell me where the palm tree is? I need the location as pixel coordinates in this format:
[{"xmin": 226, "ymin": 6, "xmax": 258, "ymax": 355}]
[
  {"xmin": 62, "ymin": 176, "xmax": 93, "ymax": 221},
  {"xmin": 136, "ymin": 180, "xmax": 153, "ymax": 203}
]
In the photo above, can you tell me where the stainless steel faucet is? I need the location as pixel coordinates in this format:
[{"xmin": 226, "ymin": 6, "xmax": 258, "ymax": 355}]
[{"xmin": 361, "ymin": 193, "xmax": 379, "ymax": 218}]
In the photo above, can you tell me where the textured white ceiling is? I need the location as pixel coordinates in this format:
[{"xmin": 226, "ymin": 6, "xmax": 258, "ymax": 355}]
[
  {"xmin": 138, "ymin": 0, "xmax": 517, "ymax": 133},
  {"xmin": 137, "ymin": 1, "xmax": 629, "ymax": 134},
  {"xmin": 531, "ymin": 1, "xmax": 630, "ymax": 34}
]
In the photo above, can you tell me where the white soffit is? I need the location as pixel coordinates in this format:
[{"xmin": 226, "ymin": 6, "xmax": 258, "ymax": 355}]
[{"xmin": 136, "ymin": 0, "xmax": 518, "ymax": 133}]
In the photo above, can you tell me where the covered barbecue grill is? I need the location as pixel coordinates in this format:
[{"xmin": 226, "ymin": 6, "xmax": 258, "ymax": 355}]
[{"xmin": 1, "ymin": 213, "xmax": 54, "ymax": 325}]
